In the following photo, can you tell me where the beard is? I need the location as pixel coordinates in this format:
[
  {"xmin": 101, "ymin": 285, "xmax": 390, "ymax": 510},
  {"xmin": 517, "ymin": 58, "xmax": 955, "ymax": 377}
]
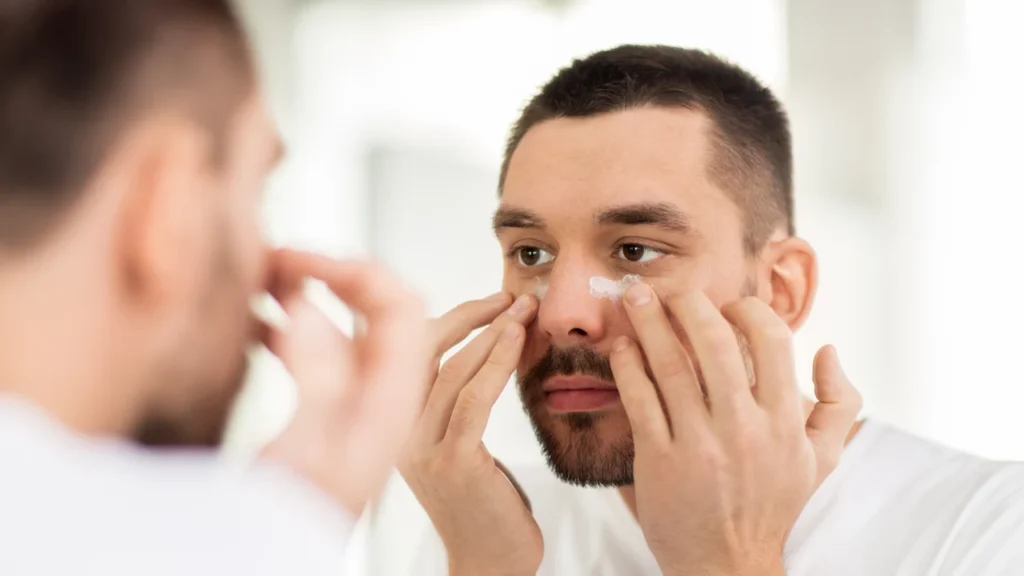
[
  {"xmin": 134, "ymin": 227, "xmax": 253, "ymax": 449},
  {"xmin": 133, "ymin": 354, "xmax": 249, "ymax": 448},
  {"xmin": 518, "ymin": 278, "xmax": 758, "ymax": 487},
  {"xmin": 518, "ymin": 344, "xmax": 636, "ymax": 487}
]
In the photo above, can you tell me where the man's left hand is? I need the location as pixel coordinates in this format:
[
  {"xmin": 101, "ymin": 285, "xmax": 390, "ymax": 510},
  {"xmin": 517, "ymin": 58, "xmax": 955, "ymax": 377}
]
[{"xmin": 610, "ymin": 285, "xmax": 861, "ymax": 576}]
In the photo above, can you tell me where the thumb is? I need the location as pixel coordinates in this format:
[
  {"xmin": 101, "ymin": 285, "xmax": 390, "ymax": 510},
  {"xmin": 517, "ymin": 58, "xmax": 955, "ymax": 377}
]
[
  {"xmin": 806, "ymin": 345, "xmax": 862, "ymax": 482},
  {"xmin": 279, "ymin": 298, "xmax": 355, "ymax": 407}
]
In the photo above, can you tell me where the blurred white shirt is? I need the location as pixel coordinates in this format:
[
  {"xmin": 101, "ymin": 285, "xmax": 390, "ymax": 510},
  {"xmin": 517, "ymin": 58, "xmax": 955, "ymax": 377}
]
[
  {"xmin": 414, "ymin": 420, "xmax": 1024, "ymax": 575},
  {"xmin": 0, "ymin": 395, "xmax": 353, "ymax": 576}
]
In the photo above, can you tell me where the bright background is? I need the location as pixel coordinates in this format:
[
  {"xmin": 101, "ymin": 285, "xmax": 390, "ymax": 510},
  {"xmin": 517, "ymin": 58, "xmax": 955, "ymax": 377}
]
[{"xmin": 224, "ymin": 1, "xmax": 1024, "ymax": 574}]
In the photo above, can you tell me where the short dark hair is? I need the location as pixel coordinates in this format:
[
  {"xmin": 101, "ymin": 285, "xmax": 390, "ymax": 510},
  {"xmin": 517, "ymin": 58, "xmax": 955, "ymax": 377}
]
[
  {"xmin": 500, "ymin": 45, "xmax": 793, "ymax": 252},
  {"xmin": 0, "ymin": 0, "xmax": 254, "ymax": 250}
]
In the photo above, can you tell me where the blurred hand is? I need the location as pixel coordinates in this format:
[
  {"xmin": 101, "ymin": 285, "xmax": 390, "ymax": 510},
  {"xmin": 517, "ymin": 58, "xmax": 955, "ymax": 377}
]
[
  {"xmin": 399, "ymin": 293, "xmax": 544, "ymax": 576},
  {"xmin": 259, "ymin": 249, "xmax": 430, "ymax": 518},
  {"xmin": 611, "ymin": 287, "xmax": 861, "ymax": 576}
]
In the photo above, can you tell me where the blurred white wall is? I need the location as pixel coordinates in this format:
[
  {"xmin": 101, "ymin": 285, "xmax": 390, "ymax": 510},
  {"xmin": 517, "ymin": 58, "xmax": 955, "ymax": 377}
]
[{"xmin": 227, "ymin": 0, "xmax": 1024, "ymax": 574}]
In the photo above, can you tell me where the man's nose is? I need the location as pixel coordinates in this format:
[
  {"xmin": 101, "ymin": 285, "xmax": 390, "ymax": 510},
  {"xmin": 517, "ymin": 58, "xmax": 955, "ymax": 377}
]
[{"xmin": 535, "ymin": 259, "xmax": 612, "ymax": 348}]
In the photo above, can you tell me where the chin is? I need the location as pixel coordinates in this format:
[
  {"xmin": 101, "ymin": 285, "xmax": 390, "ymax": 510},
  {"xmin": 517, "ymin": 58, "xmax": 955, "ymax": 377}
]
[
  {"xmin": 528, "ymin": 409, "xmax": 636, "ymax": 487},
  {"xmin": 135, "ymin": 355, "xmax": 250, "ymax": 448}
]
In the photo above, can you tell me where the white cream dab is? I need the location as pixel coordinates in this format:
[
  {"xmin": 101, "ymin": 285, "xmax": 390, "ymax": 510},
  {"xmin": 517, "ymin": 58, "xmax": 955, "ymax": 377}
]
[
  {"xmin": 589, "ymin": 274, "xmax": 642, "ymax": 301},
  {"xmin": 530, "ymin": 277, "xmax": 549, "ymax": 300}
]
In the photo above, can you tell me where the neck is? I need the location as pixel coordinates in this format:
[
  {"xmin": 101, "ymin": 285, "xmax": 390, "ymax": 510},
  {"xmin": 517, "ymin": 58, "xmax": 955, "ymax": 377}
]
[{"xmin": 0, "ymin": 246, "xmax": 142, "ymax": 439}]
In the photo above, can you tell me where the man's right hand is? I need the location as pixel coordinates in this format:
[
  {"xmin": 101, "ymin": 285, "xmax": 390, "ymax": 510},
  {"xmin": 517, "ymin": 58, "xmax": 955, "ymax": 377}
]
[
  {"xmin": 399, "ymin": 293, "xmax": 544, "ymax": 576},
  {"xmin": 259, "ymin": 250, "xmax": 431, "ymax": 519}
]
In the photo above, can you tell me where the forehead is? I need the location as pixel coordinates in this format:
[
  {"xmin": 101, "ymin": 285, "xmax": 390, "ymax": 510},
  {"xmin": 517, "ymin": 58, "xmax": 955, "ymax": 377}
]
[{"xmin": 502, "ymin": 107, "xmax": 735, "ymax": 225}]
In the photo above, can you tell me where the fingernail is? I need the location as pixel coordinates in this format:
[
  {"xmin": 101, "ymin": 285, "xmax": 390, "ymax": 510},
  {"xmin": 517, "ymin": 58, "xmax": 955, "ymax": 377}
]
[
  {"xmin": 507, "ymin": 295, "xmax": 531, "ymax": 316},
  {"xmin": 626, "ymin": 283, "xmax": 652, "ymax": 306},
  {"xmin": 612, "ymin": 336, "xmax": 630, "ymax": 352},
  {"xmin": 502, "ymin": 322, "xmax": 522, "ymax": 343},
  {"xmin": 487, "ymin": 292, "xmax": 508, "ymax": 303}
]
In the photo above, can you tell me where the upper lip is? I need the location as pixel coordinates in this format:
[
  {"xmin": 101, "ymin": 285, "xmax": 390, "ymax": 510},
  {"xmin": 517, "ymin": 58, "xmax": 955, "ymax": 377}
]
[{"xmin": 543, "ymin": 376, "xmax": 617, "ymax": 392}]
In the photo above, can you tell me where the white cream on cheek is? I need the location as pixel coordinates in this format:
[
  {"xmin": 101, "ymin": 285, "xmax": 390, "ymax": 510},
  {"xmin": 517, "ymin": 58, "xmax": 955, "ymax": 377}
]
[
  {"xmin": 530, "ymin": 276, "xmax": 549, "ymax": 300},
  {"xmin": 588, "ymin": 274, "xmax": 642, "ymax": 301}
]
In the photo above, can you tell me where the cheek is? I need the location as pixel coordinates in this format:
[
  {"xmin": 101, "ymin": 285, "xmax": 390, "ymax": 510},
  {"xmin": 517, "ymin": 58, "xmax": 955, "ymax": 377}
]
[
  {"xmin": 518, "ymin": 322, "xmax": 548, "ymax": 370},
  {"xmin": 503, "ymin": 271, "xmax": 547, "ymax": 303},
  {"xmin": 224, "ymin": 180, "xmax": 267, "ymax": 293}
]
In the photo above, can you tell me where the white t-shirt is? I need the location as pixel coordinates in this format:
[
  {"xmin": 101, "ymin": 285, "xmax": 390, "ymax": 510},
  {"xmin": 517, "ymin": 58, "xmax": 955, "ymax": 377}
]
[
  {"xmin": 413, "ymin": 420, "xmax": 1024, "ymax": 575},
  {"xmin": 0, "ymin": 395, "xmax": 354, "ymax": 576}
]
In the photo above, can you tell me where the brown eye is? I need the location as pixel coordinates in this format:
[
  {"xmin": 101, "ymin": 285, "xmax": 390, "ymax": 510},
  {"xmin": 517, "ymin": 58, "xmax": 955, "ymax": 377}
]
[
  {"xmin": 615, "ymin": 243, "xmax": 663, "ymax": 264},
  {"xmin": 516, "ymin": 246, "xmax": 553, "ymax": 267},
  {"xmin": 621, "ymin": 244, "xmax": 645, "ymax": 262}
]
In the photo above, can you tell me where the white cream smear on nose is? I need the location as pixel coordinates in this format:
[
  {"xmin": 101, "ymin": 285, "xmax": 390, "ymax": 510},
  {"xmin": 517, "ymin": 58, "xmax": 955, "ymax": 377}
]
[{"xmin": 589, "ymin": 274, "xmax": 642, "ymax": 301}]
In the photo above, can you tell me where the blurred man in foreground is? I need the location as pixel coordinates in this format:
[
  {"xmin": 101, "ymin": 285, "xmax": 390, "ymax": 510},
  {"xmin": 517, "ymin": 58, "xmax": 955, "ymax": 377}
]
[
  {"xmin": 401, "ymin": 45, "xmax": 1024, "ymax": 575},
  {"xmin": 0, "ymin": 1, "xmax": 434, "ymax": 574}
]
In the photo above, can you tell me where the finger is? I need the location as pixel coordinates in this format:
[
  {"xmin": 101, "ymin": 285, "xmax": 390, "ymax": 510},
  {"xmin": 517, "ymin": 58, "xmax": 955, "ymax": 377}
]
[
  {"xmin": 277, "ymin": 254, "xmax": 431, "ymax": 438},
  {"xmin": 276, "ymin": 298, "xmax": 356, "ymax": 408},
  {"xmin": 252, "ymin": 317, "xmax": 273, "ymax": 351},
  {"xmin": 621, "ymin": 283, "xmax": 705, "ymax": 424},
  {"xmin": 806, "ymin": 346, "xmax": 862, "ymax": 482},
  {"xmin": 445, "ymin": 322, "xmax": 524, "ymax": 449},
  {"xmin": 665, "ymin": 291, "xmax": 754, "ymax": 417},
  {"xmin": 419, "ymin": 295, "xmax": 538, "ymax": 444},
  {"xmin": 609, "ymin": 336, "xmax": 673, "ymax": 445},
  {"xmin": 265, "ymin": 249, "xmax": 306, "ymax": 305},
  {"xmin": 273, "ymin": 250, "xmax": 422, "ymax": 322},
  {"xmin": 429, "ymin": 293, "xmax": 514, "ymax": 358},
  {"xmin": 720, "ymin": 297, "xmax": 799, "ymax": 415},
  {"xmin": 274, "ymin": 252, "xmax": 434, "ymax": 467}
]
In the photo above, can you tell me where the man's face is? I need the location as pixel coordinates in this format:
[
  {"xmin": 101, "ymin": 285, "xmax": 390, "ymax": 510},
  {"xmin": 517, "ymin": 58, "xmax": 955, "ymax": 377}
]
[
  {"xmin": 136, "ymin": 94, "xmax": 280, "ymax": 447},
  {"xmin": 497, "ymin": 107, "xmax": 757, "ymax": 486}
]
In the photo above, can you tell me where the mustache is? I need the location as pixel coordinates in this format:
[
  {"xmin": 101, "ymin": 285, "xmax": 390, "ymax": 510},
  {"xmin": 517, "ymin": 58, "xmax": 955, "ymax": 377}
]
[{"xmin": 520, "ymin": 344, "xmax": 614, "ymax": 390}]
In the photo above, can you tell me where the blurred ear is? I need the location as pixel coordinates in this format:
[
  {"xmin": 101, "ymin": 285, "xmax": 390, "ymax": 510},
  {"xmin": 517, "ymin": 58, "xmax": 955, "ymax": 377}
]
[
  {"xmin": 111, "ymin": 114, "xmax": 213, "ymax": 309},
  {"xmin": 759, "ymin": 235, "xmax": 818, "ymax": 331}
]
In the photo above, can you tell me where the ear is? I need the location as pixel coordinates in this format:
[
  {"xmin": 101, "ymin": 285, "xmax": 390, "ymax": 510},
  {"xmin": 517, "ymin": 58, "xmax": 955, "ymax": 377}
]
[
  {"xmin": 759, "ymin": 235, "xmax": 818, "ymax": 331},
  {"xmin": 112, "ymin": 115, "xmax": 213, "ymax": 310}
]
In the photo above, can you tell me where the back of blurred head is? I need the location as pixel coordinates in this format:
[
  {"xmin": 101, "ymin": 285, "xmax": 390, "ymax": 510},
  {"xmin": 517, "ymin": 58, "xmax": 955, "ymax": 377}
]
[{"xmin": 0, "ymin": 0, "xmax": 282, "ymax": 447}]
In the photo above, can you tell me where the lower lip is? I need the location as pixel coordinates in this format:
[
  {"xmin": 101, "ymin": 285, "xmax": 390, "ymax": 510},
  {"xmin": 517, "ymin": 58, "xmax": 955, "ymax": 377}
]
[{"xmin": 545, "ymin": 389, "xmax": 620, "ymax": 413}]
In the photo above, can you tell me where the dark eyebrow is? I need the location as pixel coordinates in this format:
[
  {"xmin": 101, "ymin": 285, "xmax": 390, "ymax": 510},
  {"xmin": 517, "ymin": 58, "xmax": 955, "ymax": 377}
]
[
  {"xmin": 492, "ymin": 206, "xmax": 546, "ymax": 232},
  {"xmin": 595, "ymin": 202, "xmax": 692, "ymax": 234}
]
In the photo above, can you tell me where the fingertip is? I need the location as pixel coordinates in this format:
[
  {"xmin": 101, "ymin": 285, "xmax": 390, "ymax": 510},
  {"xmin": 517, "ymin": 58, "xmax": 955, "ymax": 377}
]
[
  {"xmin": 624, "ymin": 283, "xmax": 654, "ymax": 307},
  {"xmin": 815, "ymin": 342, "xmax": 839, "ymax": 379}
]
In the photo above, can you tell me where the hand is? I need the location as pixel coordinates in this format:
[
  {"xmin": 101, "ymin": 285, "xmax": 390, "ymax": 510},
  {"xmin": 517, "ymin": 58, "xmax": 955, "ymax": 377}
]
[
  {"xmin": 610, "ymin": 287, "xmax": 861, "ymax": 576},
  {"xmin": 399, "ymin": 293, "xmax": 544, "ymax": 576},
  {"xmin": 259, "ymin": 250, "xmax": 430, "ymax": 518}
]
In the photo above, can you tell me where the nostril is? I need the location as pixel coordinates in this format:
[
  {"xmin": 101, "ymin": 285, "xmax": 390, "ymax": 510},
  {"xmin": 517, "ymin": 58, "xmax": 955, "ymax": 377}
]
[{"xmin": 569, "ymin": 328, "xmax": 588, "ymax": 337}]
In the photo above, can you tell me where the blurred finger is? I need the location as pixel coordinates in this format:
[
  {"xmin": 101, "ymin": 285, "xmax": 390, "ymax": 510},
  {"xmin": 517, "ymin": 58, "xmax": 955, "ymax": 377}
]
[
  {"xmin": 265, "ymin": 249, "xmax": 306, "ymax": 305},
  {"xmin": 275, "ymin": 254, "xmax": 430, "ymax": 442},
  {"xmin": 277, "ymin": 298, "xmax": 356, "ymax": 408},
  {"xmin": 610, "ymin": 336, "xmax": 673, "ymax": 445},
  {"xmin": 271, "ymin": 251, "xmax": 434, "ymax": 470},
  {"xmin": 273, "ymin": 250, "xmax": 422, "ymax": 322}
]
